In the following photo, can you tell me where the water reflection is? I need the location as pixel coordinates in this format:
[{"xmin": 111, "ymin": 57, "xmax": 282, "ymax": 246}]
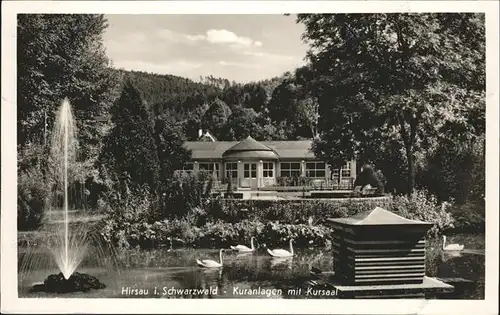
[
  {"xmin": 269, "ymin": 257, "xmax": 293, "ymax": 269},
  {"xmin": 18, "ymin": 234, "xmax": 485, "ymax": 299}
]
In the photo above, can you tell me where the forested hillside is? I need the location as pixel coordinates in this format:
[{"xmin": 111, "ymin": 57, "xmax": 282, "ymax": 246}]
[{"xmin": 116, "ymin": 68, "xmax": 309, "ymax": 141}]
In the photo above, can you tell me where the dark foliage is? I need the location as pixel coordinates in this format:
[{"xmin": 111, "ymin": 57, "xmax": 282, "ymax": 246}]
[
  {"xmin": 353, "ymin": 164, "xmax": 384, "ymax": 193},
  {"xmin": 98, "ymin": 81, "xmax": 160, "ymax": 191}
]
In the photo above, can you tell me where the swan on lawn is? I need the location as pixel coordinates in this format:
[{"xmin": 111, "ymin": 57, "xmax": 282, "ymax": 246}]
[
  {"xmin": 267, "ymin": 239, "xmax": 294, "ymax": 257},
  {"xmin": 196, "ymin": 249, "xmax": 224, "ymax": 268},
  {"xmin": 442, "ymin": 235, "xmax": 464, "ymax": 251},
  {"xmin": 230, "ymin": 237, "xmax": 256, "ymax": 253}
]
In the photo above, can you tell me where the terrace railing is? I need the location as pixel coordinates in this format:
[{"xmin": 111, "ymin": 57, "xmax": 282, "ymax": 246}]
[{"xmin": 265, "ymin": 177, "xmax": 354, "ymax": 191}]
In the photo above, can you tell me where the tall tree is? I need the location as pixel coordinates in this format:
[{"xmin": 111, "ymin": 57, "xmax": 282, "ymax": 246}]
[
  {"xmin": 297, "ymin": 13, "xmax": 485, "ymax": 193},
  {"xmin": 98, "ymin": 81, "xmax": 160, "ymax": 191},
  {"xmin": 201, "ymin": 98, "xmax": 232, "ymax": 138},
  {"xmin": 17, "ymin": 14, "xmax": 119, "ymax": 158},
  {"xmin": 154, "ymin": 116, "xmax": 192, "ymax": 185}
]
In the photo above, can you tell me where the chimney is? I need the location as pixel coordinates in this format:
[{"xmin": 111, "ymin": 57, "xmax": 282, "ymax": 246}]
[{"xmin": 198, "ymin": 129, "xmax": 203, "ymax": 139}]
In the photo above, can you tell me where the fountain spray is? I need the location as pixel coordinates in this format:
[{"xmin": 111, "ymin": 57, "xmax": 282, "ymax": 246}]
[{"xmin": 48, "ymin": 98, "xmax": 88, "ymax": 280}]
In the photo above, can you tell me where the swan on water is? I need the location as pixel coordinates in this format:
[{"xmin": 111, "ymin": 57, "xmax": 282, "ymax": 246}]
[
  {"xmin": 230, "ymin": 236, "xmax": 256, "ymax": 253},
  {"xmin": 267, "ymin": 239, "xmax": 294, "ymax": 257},
  {"xmin": 196, "ymin": 249, "xmax": 224, "ymax": 268},
  {"xmin": 442, "ymin": 235, "xmax": 464, "ymax": 251}
]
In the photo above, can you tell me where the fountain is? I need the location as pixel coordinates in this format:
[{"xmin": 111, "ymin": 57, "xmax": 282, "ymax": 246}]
[{"xmin": 27, "ymin": 98, "xmax": 106, "ymax": 293}]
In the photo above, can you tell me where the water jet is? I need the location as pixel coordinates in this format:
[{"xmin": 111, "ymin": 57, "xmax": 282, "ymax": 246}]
[{"xmin": 26, "ymin": 99, "xmax": 106, "ymax": 292}]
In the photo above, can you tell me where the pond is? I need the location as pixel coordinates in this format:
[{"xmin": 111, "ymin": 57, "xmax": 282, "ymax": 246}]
[{"xmin": 18, "ymin": 233, "xmax": 484, "ymax": 299}]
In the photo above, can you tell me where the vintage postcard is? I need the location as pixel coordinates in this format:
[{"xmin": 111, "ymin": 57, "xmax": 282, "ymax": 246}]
[{"xmin": 1, "ymin": 1, "xmax": 499, "ymax": 314}]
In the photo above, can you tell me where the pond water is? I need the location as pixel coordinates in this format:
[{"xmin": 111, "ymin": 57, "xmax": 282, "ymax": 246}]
[{"xmin": 18, "ymin": 233, "xmax": 484, "ymax": 299}]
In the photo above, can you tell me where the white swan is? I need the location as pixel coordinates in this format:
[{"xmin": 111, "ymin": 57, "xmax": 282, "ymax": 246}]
[
  {"xmin": 196, "ymin": 249, "xmax": 224, "ymax": 268},
  {"xmin": 230, "ymin": 237, "xmax": 256, "ymax": 253},
  {"xmin": 442, "ymin": 236, "xmax": 464, "ymax": 251},
  {"xmin": 267, "ymin": 239, "xmax": 294, "ymax": 257}
]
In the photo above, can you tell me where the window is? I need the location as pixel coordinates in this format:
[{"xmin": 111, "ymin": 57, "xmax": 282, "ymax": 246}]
[
  {"xmin": 198, "ymin": 162, "xmax": 220, "ymax": 178},
  {"xmin": 341, "ymin": 162, "xmax": 351, "ymax": 177},
  {"xmin": 280, "ymin": 162, "xmax": 301, "ymax": 177},
  {"xmin": 225, "ymin": 163, "xmax": 238, "ymax": 179},
  {"xmin": 306, "ymin": 162, "xmax": 326, "ymax": 178},
  {"xmin": 331, "ymin": 167, "xmax": 340, "ymax": 178},
  {"xmin": 330, "ymin": 162, "xmax": 351, "ymax": 179},
  {"xmin": 244, "ymin": 163, "xmax": 257, "ymax": 178},
  {"xmin": 263, "ymin": 162, "xmax": 274, "ymax": 178},
  {"xmin": 183, "ymin": 162, "xmax": 194, "ymax": 172}
]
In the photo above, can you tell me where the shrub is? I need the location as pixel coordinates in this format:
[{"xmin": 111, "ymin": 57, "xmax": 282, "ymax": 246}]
[
  {"xmin": 212, "ymin": 196, "xmax": 392, "ymax": 224},
  {"xmin": 98, "ymin": 179, "xmax": 160, "ymax": 248},
  {"xmin": 18, "ymin": 167, "xmax": 50, "ymax": 230},
  {"xmin": 100, "ymin": 217, "xmax": 333, "ymax": 250},
  {"xmin": 448, "ymin": 201, "xmax": 485, "ymax": 232},
  {"xmin": 391, "ymin": 189, "xmax": 455, "ymax": 235},
  {"xmin": 259, "ymin": 221, "xmax": 332, "ymax": 248},
  {"xmin": 103, "ymin": 180, "xmax": 156, "ymax": 224},
  {"xmin": 197, "ymin": 221, "xmax": 239, "ymax": 248},
  {"xmin": 234, "ymin": 219, "xmax": 265, "ymax": 240},
  {"xmin": 161, "ymin": 171, "xmax": 214, "ymax": 219}
]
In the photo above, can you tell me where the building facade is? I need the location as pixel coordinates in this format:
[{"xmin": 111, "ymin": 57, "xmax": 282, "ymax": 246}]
[{"xmin": 181, "ymin": 134, "xmax": 357, "ymax": 190}]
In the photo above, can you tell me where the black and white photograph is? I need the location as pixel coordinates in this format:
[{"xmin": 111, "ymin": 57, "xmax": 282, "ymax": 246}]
[{"xmin": 1, "ymin": 1, "xmax": 498, "ymax": 314}]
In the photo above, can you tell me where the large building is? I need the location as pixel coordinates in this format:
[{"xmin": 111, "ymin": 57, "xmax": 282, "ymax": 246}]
[{"xmin": 181, "ymin": 131, "xmax": 357, "ymax": 190}]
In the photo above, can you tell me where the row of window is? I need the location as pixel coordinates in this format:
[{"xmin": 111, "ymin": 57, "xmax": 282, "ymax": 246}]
[{"xmin": 183, "ymin": 161, "xmax": 352, "ymax": 178}]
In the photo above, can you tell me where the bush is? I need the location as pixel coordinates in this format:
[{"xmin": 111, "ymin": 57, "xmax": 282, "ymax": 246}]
[
  {"xmin": 161, "ymin": 171, "xmax": 214, "ymax": 219},
  {"xmin": 259, "ymin": 221, "xmax": 332, "ymax": 248},
  {"xmin": 18, "ymin": 167, "xmax": 50, "ymax": 230},
  {"xmin": 103, "ymin": 180, "xmax": 157, "ymax": 224},
  {"xmin": 211, "ymin": 196, "xmax": 392, "ymax": 224},
  {"xmin": 196, "ymin": 221, "xmax": 239, "ymax": 248},
  {"xmin": 448, "ymin": 201, "xmax": 485, "ymax": 232},
  {"xmin": 100, "ymin": 217, "xmax": 333, "ymax": 250},
  {"xmin": 391, "ymin": 189, "xmax": 455, "ymax": 235}
]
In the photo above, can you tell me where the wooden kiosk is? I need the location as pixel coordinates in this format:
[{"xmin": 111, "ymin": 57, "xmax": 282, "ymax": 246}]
[{"xmin": 326, "ymin": 207, "xmax": 454, "ymax": 298}]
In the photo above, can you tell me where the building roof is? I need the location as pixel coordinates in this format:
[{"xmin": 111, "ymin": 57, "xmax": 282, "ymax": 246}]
[
  {"xmin": 184, "ymin": 138, "xmax": 316, "ymax": 160},
  {"xmin": 222, "ymin": 136, "xmax": 278, "ymax": 159},
  {"xmin": 328, "ymin": 207, "xmax": 432, "ymax": 226},
  {"xmin": 224, "ymin": 136, "xmax": 274, "ymax": 153}
]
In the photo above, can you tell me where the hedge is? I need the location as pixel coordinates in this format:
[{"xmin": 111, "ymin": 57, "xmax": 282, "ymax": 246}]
[{"xmin": 204, "ymin": 196, "xmax": 393, "ymax": 224}]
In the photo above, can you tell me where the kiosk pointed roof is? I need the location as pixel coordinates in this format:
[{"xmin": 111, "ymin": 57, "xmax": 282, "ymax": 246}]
[{"xmin": 328, "ymin": 207, "xmax": 431, "ymax": 226}]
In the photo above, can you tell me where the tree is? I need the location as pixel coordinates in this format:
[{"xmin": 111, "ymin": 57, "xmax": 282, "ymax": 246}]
[
  {"xmin": 268, "ymin": 79, "xmax": 298, "ymax": 123},
  {"xmin": 17, "ymin": 14, "xmax": 119, "ymax": 220},
  {"xmin": 154, "ymin": 116, "xmax": 192, "ymax": 184},
  {"xmin": 297, "ymin": 13, "xmax": 485, "ymax": 193},
  {"xmin": 98, "ymin": 81, "xmax": 160, "ymax": 191},
  {"xmin": 417, "ymin": 135, "xmax": 485, "ymax": 204},
  {"xmin": 294, "ymin": 96, "xmax": 320, "ymax": 139},
  {"xmin": 17, "ymin": 14, "xmax": 119, "ymax": 157},
  {"xmin": 221, "ymin": 106, "xmax": 258, "ymax": 140},
  {"xmin": 201, "ymin": 98, "xmax": 232, "ymax": 138}
]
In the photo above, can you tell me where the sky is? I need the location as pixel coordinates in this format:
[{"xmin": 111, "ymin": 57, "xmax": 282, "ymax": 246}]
[{"xmin": 102, "ymin": 14, "xmax": 309, "ymax": 83}]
